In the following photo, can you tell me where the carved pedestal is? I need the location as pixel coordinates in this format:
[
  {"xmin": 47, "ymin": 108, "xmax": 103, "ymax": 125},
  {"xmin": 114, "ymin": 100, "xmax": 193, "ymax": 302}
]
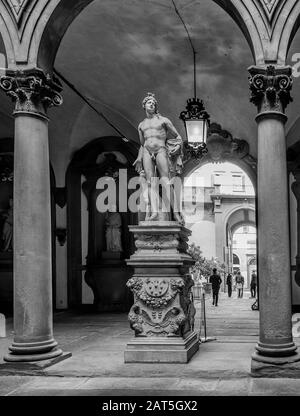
[{"xmin": 124, "ymin": 221, "xmax": 199, "ymax": 363}]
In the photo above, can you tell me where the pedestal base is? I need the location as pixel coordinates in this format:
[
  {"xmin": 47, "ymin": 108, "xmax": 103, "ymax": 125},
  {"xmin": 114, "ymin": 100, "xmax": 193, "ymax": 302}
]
[
  {"xmin": 124, "ymin": 331, "xmax": 199, "ymax": 363},
  {"xmin": 251, "ymin": 351, "xmax": 300, "ymax": 378},
  {"xmin": 0, "ymin": 351, "xmax": 72, "ymax": 374}
]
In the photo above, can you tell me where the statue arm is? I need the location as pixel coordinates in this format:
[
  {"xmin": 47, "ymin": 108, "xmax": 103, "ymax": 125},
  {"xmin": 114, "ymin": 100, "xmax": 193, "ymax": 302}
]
[
  {"xmin": 133, "ymin": 124, "xmax": 144, "ymax": 173},
  {"xmin": 164, "ymin": 117, "xmax": 183, "ymax": 155}
]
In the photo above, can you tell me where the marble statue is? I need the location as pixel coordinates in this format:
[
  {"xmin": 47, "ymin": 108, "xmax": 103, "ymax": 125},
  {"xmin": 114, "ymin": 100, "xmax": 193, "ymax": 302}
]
[
  {"xmin": 105, "ymin": 206, "xmax": 123, "ymax": 252},
  {"xmin": 2, "ymin": 197, "xmax": 13, "ymax": 252},
  {"xmin": 133, "ymin": 93, "xmax": 184, "ymax": 223}
]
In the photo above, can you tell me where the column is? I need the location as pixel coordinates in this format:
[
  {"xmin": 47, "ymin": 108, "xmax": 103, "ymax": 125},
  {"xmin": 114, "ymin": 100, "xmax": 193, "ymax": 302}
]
[
  {"xmin": 249, "ymin": 65, "xmax": 300, "ymax": 373},
  {"xmin": 213, "ymin": 196, "xmax": 224, "ymax": 265},
  {"xmin": 0, "ymin": 69, "xmax": 66, "ymax": 362}
]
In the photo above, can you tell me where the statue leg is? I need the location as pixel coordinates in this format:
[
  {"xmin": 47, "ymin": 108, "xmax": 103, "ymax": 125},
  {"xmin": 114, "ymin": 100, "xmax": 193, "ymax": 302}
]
[
  {"xmin": 143, "ymin": 148, "xmax": 158, "ymax": 221},
  {"xmin": 156, "ymin": 151, "xmax": 184, "ymax": 224}
]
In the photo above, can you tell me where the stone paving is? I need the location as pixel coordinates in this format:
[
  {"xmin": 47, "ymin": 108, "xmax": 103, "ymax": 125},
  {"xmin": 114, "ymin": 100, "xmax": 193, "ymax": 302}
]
[{"xmin": 1, "ymin": 290, "xmax": 300, "ymax": 395}]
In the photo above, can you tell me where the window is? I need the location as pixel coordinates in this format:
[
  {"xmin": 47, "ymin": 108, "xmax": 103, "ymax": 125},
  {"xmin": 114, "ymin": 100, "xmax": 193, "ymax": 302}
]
[
  {"xmin": 212, "ymin": 172, "xmax": 224, "ymax": 186},
  {"xmin": 232, "ymin": 174, "xmax": 245, "ymax": 192},
  {"xmin": 192, "ymin": 187, "xmax": 196, "ymax": 202},
  {"xmin": 243, "ymin": 225, "xmax": 249, "ymax": 234},
  {"xmin": 233, "ymin": 253, "xmax": 240, "ymax": 264}
]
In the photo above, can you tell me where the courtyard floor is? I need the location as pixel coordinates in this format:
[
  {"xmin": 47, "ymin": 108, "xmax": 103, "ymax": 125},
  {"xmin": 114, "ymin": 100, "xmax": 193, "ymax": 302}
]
[{"xmin": 1, "ymin": 290, "xmax": 300, "ymax": 396}]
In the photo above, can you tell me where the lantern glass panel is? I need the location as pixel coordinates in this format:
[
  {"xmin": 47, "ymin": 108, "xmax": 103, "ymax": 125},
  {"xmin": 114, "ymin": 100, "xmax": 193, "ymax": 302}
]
[{"xmin": 185, "ymin": 119, "xmax": 208, "ymax": 144}]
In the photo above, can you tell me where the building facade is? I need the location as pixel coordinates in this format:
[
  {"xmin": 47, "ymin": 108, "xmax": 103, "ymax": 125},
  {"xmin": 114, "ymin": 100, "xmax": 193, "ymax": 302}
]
[{"xmin": 185, "ymin": 161, "xmax": 256, "ymax": 289}]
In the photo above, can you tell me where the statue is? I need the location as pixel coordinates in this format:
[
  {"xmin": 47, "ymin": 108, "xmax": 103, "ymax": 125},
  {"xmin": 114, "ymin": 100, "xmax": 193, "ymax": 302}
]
[
  {"xmin": 133, "ymin": 93, "xmax": 184, "ymax": 223},
  {"xmin": 105, "ymin": 205, "xmax": 123, "ymax": 252},
  {"xmin": 2, "ymin": 197, "xmax": 13, "ymax": 252}
]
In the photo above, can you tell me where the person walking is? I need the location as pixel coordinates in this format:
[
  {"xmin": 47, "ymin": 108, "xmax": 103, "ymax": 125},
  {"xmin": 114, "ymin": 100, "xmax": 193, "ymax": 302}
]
[
  {"xmin": 250, "ymin": 270, "xmax": 257, "ymax": 298},
  {"xmin": 226, "ymin": 273, "xmax": 233, "ymax": 298},
  {"xmin": 209, "ymin": 268, "xmax": 222, "ymax": 306},
  {"xmin": 235, "ymin": 271, "xmax": 244, "ymax": 298}
]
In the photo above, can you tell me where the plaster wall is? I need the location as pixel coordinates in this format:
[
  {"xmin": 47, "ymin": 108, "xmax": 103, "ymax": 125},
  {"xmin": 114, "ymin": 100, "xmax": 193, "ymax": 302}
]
[
  {"xmin": 81, "ymin": 175, "xmax": 93, "ymax": 305},
  {"xmin": 55, "ymin": 206, "xmax": 68, "ymax": 309},
  {"xmin": 289, "ymin": 173, "xmax": 300, "ymax": 305}
]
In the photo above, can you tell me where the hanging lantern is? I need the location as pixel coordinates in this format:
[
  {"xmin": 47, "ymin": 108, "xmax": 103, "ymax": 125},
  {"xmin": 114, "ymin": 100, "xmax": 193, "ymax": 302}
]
[{"xmin": 180, "ymin": 98, "xmax": 210, "ymax": 146}]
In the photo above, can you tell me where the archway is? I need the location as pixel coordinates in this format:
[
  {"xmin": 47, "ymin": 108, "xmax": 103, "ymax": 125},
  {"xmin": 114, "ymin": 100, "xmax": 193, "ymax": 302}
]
[
  {"xmin": 184, "ymin": 153, "xmax": 256, "ymax": 293},
  {"xmin": 233, "ymin": 253, "xmax": 240, "ymax": 274},
  {"xmin": 232, "ymin": 224, "xmax": 257, "ymax": 288},
  {"xmin": 183, "ymin": 122, "xmax": 257, "ymax": 265},
  {"xmin": 66, "ymin": 136, "xmax": 138, "ymax": 311}
]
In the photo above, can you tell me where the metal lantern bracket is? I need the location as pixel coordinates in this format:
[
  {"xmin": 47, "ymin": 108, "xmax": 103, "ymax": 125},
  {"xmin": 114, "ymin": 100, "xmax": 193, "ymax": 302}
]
[{"xmin": 180, "ymin": 98, "xmax": 210, "ymax": 123}]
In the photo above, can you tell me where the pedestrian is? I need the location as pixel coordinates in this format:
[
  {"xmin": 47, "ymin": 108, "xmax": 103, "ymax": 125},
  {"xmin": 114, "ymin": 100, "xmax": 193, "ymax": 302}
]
[
  {"xmin": 250, "ymin": 270, "xmax": 257, "ymax": 298},
  {"xmin": 235, "ymin": 271, "xmax": 244, "ymax": 298},
  {"xmin": 209, "ymin": 268, "xmax": 222, "ymax": 306},
  {"xmin": 226, "ymin": 273, "xmax": 233, "ymax": 297}
]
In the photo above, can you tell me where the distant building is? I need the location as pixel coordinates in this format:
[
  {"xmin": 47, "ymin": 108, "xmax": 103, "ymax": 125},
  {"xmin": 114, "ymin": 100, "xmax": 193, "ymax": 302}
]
[{"xmin": 184, "ymin": 162, "xmax": 256, "ymax": 288}]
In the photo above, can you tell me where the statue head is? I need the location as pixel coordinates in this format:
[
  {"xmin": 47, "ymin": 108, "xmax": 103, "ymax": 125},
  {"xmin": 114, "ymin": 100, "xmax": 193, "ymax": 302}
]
[{"xmin": 142, "ymin": 92, "xmax": 158, "ymax": 114}]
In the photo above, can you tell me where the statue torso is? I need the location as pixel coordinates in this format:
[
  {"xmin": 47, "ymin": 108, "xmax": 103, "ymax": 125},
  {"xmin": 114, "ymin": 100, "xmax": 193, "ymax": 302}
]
[{"xmin": 140, "ymin": 115, "xmax": 167, "ymax": 153}]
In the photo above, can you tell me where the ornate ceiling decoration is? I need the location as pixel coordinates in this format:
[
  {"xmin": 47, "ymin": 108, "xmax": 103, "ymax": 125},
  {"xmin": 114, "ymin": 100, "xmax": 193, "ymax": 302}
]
[
  {"xmin": 4, "ymin": 0, "xmax": 32, "ymax": 26},
  {"xmin": 182, "ymin": 123, "xmax": 257, "ymax": 179},
  {"xmin": 255, "ymin": 0, "xmax": 285, "ymax": 27},
  {"xmin": 262, "ymin": 0, "xmax": 279, "ymax": 13}
]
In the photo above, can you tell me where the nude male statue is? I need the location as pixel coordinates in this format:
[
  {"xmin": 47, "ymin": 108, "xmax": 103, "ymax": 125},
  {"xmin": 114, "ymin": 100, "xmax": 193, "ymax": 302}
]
[{"xmin": 133, "ymin": 93, "xmax": 184, "ymax": 223}]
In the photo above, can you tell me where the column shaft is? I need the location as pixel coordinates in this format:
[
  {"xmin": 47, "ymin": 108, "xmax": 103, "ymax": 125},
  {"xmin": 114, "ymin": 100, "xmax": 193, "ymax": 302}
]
[
  {"xmin": 5, "ymin": 112, "xmax": 62, "ymax": 361},
  {"xmin": 256, "ymin": 112, "xmax": 295, "ymax": 356}
]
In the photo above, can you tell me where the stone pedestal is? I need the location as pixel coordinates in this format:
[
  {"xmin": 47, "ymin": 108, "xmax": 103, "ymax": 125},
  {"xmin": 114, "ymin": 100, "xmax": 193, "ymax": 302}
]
[
  {"xmin": 85, "ymin": 260, "xmax": 132, "ymax": 312},
  {"xmin": 124, "ymin": 221, "xmax": 199, "ymax": 363}
]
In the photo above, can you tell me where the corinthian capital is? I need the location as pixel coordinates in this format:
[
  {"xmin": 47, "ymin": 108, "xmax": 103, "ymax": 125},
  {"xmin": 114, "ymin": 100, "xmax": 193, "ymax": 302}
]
[
  {"xmin": 248, "ymin": 65, "xmax": 293, "ymax": 113},
  {"xmin": 0, "ymin": 69, "xmax": 63, "ymax": 117}
]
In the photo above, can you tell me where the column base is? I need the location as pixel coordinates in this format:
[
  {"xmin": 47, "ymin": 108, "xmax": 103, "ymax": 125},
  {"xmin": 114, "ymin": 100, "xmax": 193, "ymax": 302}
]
[
  {"xmin": 124, "ymin": 331, "xmax": 199, "ymax": 363},
  {"xmin": 255, "ymin": 341, "xmax": 297, "ymax": 357},
  {"xmin": 4, "ymin": 338, "xmax": 64, "ymax": 362},
  {"xmin": 0, "ymin": 351, "xmax": 71, "ymax": 374},
  {"xmin": 251, "ymin": 351, "xmax": 300, "ymax": 378}
]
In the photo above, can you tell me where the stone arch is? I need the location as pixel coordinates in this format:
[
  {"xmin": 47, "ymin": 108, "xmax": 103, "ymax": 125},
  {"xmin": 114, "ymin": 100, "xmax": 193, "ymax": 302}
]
[
  {"xmin": 277, "ymin": 1, "xmax": 300, "ymax": 64},
  {"xmin": 224, "ymin": 206, "xmax": 256, "ymax": 242},
  {"xmin": 66, "ymin": 135, "xmax": 138, "ymax": 309},
  {"xmin": 182, "ymin": 123, "xmax": 257, "ymax": 191},
  {"xmin": 226, "ymin": 206, "xmax": 257, "ymax": 280},
  {"xmin": 2, "ymin": 1, "xmax": 300, "ymax": 69},
  {"xmin": 37, "ymin": 0, "xmax": 261, "ymax": 71},
  {"xmin": 212, "ymin": 0, "xmax": 265, "ymax": 64},
  {"xmin": 248, "ymin": 255, "xmax": 257, "ymax": 266},
  {"xmin": 0, "ymin": 0, "xmax": 264, "ymax": 71},
  {"xmin": 0, "ymin": 3, "xmax": 17, "ymax": 66}
]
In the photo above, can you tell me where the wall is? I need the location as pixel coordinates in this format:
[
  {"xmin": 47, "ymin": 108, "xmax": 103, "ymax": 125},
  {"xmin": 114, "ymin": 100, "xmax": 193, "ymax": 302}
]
[{"xmin": 289, "ymin": 173, "xmax": 300, "ymax": 305}]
